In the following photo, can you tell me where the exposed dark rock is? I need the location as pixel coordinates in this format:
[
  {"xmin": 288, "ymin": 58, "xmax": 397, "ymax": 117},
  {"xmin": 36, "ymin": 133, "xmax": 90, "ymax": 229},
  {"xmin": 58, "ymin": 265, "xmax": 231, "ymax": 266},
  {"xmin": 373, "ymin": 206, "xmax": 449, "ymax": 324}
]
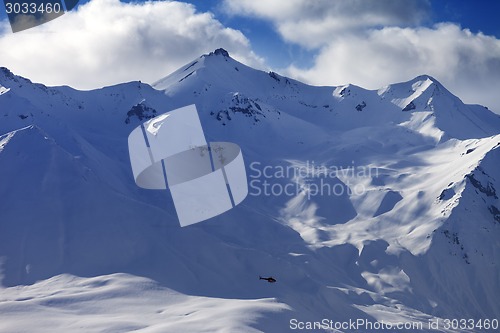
[
  {"xmin": 402, "ymin": 101, "xmax": 416, "ymax": 112},
  {"xmin": 125, "ymin": 102, "xmax": 158, "ymax": 124},
  {"xmin": 269, "ymin": 72, "xmax": 280, "ymax": 82},
  {"xmin": 466, "ymin": 173, "xmax": 498, "ymax": 199},
  {"xmin": 211, "ymin": 48, "xmax": 230, "ymax": 57},
  {"xmin": 489, "ymin": 205, "xmax": 500, "ymax": 223},
  {"xmin": 179, "ymin": 71, "xmax": 195, "ymax": 83},
  {"xmin": 355, "ymin": 101, "xmax": 367, "ymax": 111}
]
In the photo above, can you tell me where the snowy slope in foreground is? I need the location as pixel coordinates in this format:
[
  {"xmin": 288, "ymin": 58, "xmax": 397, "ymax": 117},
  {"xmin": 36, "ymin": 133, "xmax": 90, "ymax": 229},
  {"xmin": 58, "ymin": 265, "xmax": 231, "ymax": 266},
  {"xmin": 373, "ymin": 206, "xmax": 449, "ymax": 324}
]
[
  {"xmin": 0, "ymin": 274, "xmax": 289, "ymax": 333},
  {"xmin": 0, "ymin": 50, "xmax": 499, "ymax": 332}
]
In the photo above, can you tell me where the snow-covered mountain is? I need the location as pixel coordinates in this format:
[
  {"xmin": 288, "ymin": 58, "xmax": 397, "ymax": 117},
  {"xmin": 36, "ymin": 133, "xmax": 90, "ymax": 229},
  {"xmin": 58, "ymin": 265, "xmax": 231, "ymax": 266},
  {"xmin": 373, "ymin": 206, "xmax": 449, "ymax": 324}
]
[{"xmin": 0, "ymin": 49, "xmax": 499, "ymax": 332}]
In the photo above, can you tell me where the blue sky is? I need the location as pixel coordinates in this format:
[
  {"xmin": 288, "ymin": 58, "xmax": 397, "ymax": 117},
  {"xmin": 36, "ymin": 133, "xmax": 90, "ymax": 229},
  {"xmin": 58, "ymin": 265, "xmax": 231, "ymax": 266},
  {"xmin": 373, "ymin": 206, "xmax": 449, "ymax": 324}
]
[
  {"xmin": 5, "ymin": 0, "xmax": 491, "ymax": 69},
  {"xmin": 186, "ymin": 0, "xmax": 500, "ymax": 69},
  {"xmin": 0, "ymin": 0, "xmax": 499, "ymax": 112}
]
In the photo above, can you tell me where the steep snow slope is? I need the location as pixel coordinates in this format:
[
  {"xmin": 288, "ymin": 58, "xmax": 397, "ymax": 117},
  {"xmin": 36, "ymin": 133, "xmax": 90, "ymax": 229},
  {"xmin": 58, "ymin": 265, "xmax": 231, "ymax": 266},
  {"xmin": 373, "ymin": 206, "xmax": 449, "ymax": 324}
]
[
  {"xmin": 0, "ymin": 274, "xmax": 290, "ymax": 333},
  {"xmin": 0, "ymin": 49, "xmax": 499, "ymax": 332}
]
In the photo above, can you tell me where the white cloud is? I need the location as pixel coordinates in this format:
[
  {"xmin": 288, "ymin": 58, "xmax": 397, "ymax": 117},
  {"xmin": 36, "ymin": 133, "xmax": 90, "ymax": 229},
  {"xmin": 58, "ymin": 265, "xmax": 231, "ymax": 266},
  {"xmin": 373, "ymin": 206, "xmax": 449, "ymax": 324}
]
[
  {"xmin": 223, "ymin": 0, "xmax": 500, "ymax": 113},
  {"xmin": 285, "ymin": 24, "xmax": 500, "ymax": 112},
  {"xmin": 0, "ymin": 0, "xmax": 263, "ymax": 89}
]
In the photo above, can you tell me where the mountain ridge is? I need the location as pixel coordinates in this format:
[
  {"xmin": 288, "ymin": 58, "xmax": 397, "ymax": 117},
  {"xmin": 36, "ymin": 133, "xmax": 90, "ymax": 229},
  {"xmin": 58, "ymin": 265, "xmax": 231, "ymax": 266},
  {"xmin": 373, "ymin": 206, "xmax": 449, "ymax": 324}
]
[{"xmin": 0, "ymin": 49, "xmax": 499, "ymax": 332}]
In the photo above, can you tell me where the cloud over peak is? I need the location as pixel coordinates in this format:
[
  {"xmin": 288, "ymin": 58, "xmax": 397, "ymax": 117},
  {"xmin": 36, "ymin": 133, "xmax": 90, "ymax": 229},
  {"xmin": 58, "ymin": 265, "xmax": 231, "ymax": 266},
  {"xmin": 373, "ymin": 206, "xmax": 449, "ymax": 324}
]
[
  {"xmin": 0, "ymin": 0, "xmax": 263, "ymax": 89},
  {"xmin": 223, "ymin": 0, "xmax": 432, "ymax": 48}
]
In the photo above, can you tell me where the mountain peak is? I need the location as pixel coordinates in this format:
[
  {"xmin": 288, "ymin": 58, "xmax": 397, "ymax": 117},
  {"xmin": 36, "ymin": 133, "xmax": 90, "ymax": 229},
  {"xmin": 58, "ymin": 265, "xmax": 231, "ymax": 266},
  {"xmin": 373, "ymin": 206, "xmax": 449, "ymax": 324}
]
[
  {"xmin": 0, "ymin": 67, "xmax": 12, "ymax": 75},
  {"xmin": 0, "ymin": 67, "xmax": 16, "ymax": 82},
  {"xmin": 153, "ymin": 48, "xmax": 248, "ymax": 91},
  {"xmin": 207, "ymin": 48, "xmax": 230, "ymax": 58},
  {"xmin": 412, "ymin": 74, "xmax": 437, "ymax": 83}
]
